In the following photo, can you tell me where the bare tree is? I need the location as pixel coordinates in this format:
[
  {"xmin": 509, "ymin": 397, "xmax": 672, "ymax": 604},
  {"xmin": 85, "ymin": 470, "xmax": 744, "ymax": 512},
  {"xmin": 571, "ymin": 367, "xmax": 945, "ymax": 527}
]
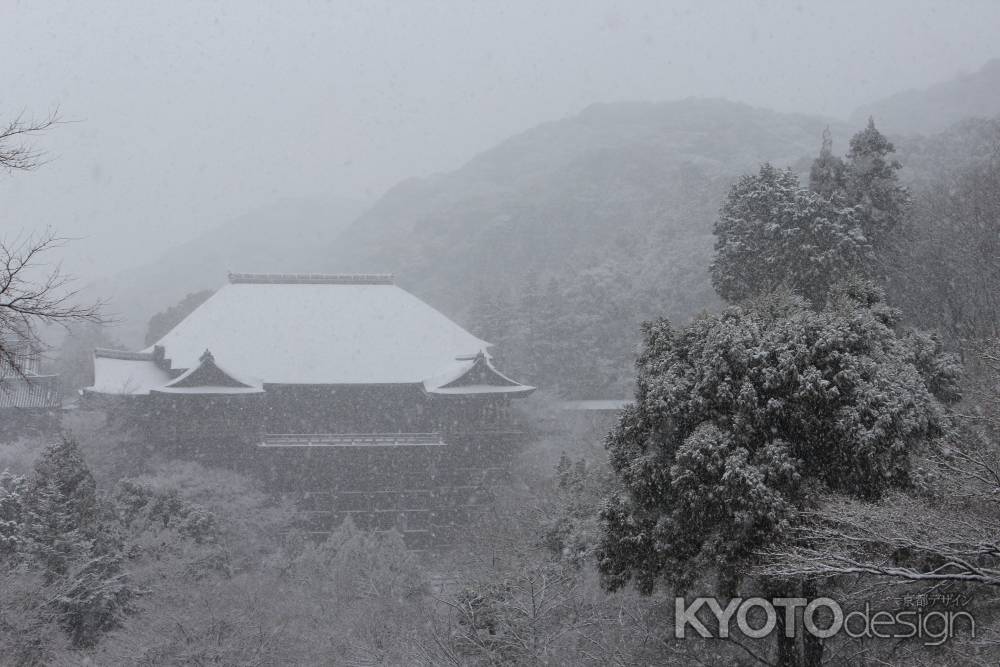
[
  {"xmin": 1, "ymin": 111, "xmax": 103, "ymax": 378},
  {"xmin": 0, "ymin": 231, "xmax": 104, "ymax": 376},
  {"xmin": 758, "ymin": 339, "xmax": 1000, "ymax": 590},
  {"xmin": 0, "ymin": 110, "xmax": 61, "ymax": 172},
  {"xmin": 759, "ymin": 494, "xmax": 1000, "ymax": 588}
]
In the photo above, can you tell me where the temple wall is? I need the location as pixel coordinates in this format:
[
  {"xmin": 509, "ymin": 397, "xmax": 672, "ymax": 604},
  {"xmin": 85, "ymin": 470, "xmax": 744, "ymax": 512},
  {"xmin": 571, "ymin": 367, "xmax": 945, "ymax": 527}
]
[
  {"xmin": 256, "ymin": 431, "xmax": 520, "ymax": 549},
  {"xmin": 99, "ymin": 389, "xmax": 527, "ymax": 549},
  {"xmin": 263, "ymin": 384, "xmax": 430, "ymax": 433}
]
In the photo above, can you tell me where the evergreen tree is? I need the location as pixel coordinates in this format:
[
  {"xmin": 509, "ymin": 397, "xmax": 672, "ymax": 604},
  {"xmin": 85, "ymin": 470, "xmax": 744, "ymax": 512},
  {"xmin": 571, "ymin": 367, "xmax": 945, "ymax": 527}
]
[
  {"xmin": 18, "ymin": 439, "xmax": 135, "ymax": 647},
  {"xmin": 844, "ymin": 117, "xmax": 909, "ymax": 258},
  {"xmin": 596, "ymin": 283, "xmax": 957, "ymax": 663},
  {"xmin": 716, "ymin": 122, "xmax": 909, "ymax": 307},
  {"xmin": 808, "ymin": 126, "xmax": 846, "ymax": 197},
  {"xmin": 0, "ymin": 470, "xmax": 27, "ymax": 557},
  {"xmin": 54, "ymin": 551, "xmax": 134, "ymax": 648},
  {"xmin": 711, "ymin": 164, "xmax": 871, "ymax": 304},
  {"xmin": 22, "ymin": 439, "xmax": 99, "ymax": 579}
]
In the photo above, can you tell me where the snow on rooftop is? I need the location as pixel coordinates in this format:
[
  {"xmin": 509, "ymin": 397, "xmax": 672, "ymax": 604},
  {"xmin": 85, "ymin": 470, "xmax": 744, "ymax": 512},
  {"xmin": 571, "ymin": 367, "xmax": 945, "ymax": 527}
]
[
  {"xmin": 423, "ymin": 352, "xmax": 535, "ymax": 395},
  {"xmin": 227, "ymin": 272, "xmax": 395, "ymax": 285},
  {"xmin": 139, "ymin": 277, "xmax": 492, "ymax": 386},
  {"xmin": 88, "ymin": 355, "xmax": 173, "ymax": 395},
  {"xmin": 152, "ymin": 358, "xmax": 263, "ymax": 395}
]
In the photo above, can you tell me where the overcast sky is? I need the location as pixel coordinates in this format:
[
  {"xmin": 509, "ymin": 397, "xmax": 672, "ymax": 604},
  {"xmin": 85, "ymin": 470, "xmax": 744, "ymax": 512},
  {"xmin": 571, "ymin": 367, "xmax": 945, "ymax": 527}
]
[{"xmin": 3, "ymin": 0, "xmax": 999, "ymax": 280}]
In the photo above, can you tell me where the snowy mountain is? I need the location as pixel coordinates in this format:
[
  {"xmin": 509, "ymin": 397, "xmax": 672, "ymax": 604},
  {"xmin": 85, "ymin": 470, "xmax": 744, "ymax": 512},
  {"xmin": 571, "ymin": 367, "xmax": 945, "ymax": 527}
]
[
  {"xmin": 852, "ymin": 59, "xmax": 1000, "ymax": 136},
  {"xmin": 320, "ymin": 99, "xmax": 841, "ymax": 324},
  {"xmin": 298, "ymin": 99, "xmax": 848, "ymax": 396}
]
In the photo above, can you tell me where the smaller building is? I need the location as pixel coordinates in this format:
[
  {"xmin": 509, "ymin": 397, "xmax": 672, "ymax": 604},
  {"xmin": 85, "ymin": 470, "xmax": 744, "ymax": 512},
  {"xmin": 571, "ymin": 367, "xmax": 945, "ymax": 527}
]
[
  {"xmin": 0, "ymin": 338, "xmax": 61, "ymax": 441},
  {"xmin": 558, "ymin": 399, "xmax": 629, "ymax": 427}
]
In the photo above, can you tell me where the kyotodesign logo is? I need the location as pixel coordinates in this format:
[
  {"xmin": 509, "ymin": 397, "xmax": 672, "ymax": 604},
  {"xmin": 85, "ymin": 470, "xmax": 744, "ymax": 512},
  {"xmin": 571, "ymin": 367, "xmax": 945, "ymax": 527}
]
[{"xmin": 675, "ymin": 597, "xmax": 975, "ymax": 646}]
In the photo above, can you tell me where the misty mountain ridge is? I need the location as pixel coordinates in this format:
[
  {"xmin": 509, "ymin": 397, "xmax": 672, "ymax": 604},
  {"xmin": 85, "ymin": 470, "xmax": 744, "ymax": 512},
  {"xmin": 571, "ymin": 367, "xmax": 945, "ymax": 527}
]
[
  {"xmin": 106, "ymin": 98, "xmax": 838, "ymax": 333},
  {"xmin": 461, "ymin": 98, "xmax": 841, "ymax": 185},
  {"xmin": 852, "ymin": 58, "xmax": 1000, "ymax": 135},
  {"xmin": 320, "ymin": 98, "xmax": 840, "ymax": 317}
]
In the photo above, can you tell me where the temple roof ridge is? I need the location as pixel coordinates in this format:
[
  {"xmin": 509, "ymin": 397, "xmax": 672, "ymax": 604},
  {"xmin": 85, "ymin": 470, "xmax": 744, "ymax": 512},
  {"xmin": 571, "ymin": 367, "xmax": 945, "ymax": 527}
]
[
  {"xmin": 227, "ymin": 272, "xmax": 394, "ymax": 285},
  {"xmin": 94, "ymin": 348, "xmax": 156, "ymax": 361}
]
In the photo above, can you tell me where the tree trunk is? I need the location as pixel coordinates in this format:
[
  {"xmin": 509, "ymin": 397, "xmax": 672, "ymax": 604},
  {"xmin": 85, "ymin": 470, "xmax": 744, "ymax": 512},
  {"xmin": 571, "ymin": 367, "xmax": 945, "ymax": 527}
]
[
  {"xmin": 770, "ymin": 577, "xmax": 827, "ymax": 667},
  {"xmin": 774, "ymin": 625, "xmax": 799, "ymax": 667},
  {"xmin": 801, "ymin": 579, "xmax": 824, "ymax": 667},
  {"xmin": 771, "ymin": 582, "xmax": 801, "ymax": 667}
]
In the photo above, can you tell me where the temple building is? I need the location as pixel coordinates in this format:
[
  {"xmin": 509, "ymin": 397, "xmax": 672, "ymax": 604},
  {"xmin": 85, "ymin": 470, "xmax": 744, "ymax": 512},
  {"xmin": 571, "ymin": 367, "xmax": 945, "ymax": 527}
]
[
  {"xmin": 84, "ymin": 273, "xmax": 535, "ymax": 547},
  {"xmin": 0, "ymin": 337, "xmax": 61, "ymax": 442}
]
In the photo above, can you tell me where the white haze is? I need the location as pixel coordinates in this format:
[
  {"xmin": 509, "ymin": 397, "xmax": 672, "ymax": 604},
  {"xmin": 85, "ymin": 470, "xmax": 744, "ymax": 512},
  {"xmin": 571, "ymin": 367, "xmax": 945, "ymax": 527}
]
[{"xmin": 1, "ymin": 0, "xmax": 998, "ymax": 280}]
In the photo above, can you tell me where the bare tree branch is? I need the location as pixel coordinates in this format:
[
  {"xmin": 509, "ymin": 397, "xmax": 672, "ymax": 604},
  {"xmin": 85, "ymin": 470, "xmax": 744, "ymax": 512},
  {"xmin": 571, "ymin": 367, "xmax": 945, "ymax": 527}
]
[
  {"xmin": 0, "ymin": 109, "xmax": 61, "ymax": 172},
  {"xmin": 0, "ymin": 229, "xmax": 106, "ymax": 380}
]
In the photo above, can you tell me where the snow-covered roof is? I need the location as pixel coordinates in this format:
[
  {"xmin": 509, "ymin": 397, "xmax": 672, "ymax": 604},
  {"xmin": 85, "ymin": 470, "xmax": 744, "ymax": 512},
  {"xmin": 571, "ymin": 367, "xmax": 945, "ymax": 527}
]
[
  {"xmin": 89, "ymin": 274, "xmax": 536, "ymax": 395},
  {"xmin": 89, "ymin": 354, "xmax": 173, "ymax": 395},
  {"xmin": 151, "ymin": 349, "xmax": 264, "ymax": 395},
  {"xmin": 423, "ymin": 351, "xmax": 535, "ymax": 396},
  {"xmin": 0, "ymin": 375, "xmax": 60, "ymax": 409}
]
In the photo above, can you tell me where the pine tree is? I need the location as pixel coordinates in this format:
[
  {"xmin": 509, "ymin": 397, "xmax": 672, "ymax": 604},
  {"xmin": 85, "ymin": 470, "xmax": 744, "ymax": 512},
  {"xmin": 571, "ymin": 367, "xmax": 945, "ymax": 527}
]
[
  {"xmin": 716, "ymin": 122, "xmax": 909, "ymax": 308},
  {"xmin": 808, "ymin": 126, "xmax": 846, "ymax": 197},
  {"xmin": 22, "ymin": 439, "xmax": 99, "ymax": 579},
  {"xmin": 0, "ymin": 470, "xmax": 27, "ymax": 557},
  {"xmin": 711, "ymin": 163, "xmax": 871, "ymax": 305},
  {"xmin": 54, "ymin": 551, "xmax": 134, "ymax": 648},
  {"xmin": 18, "ymin": 439, "xmax": 135, "ymax": 647},
  {"xmin": 844, "ymin": 117, "xmax": 909, "ymax": 255}
]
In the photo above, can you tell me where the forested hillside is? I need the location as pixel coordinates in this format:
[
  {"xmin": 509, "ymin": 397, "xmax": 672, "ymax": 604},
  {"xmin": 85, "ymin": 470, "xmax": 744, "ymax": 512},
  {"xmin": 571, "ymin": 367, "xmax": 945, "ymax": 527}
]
[
  {"xmin": 320, "ymin": 100, "xmax": 841, "ymax": 396},
  {"xmin": 889, "ymin": 115, "xmax": 1000, "ymax": 345}
]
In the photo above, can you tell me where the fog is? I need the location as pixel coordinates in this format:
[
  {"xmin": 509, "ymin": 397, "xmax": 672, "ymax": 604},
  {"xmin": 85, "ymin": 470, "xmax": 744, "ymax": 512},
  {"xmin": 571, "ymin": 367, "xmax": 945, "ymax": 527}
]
[
  {"xmin": 3, "ymin": 0, "xmax": 999, "ymax": 279},
  {"xmin": 5, "ymin": 3, "xmax": 1000, "ymax": 664}
]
